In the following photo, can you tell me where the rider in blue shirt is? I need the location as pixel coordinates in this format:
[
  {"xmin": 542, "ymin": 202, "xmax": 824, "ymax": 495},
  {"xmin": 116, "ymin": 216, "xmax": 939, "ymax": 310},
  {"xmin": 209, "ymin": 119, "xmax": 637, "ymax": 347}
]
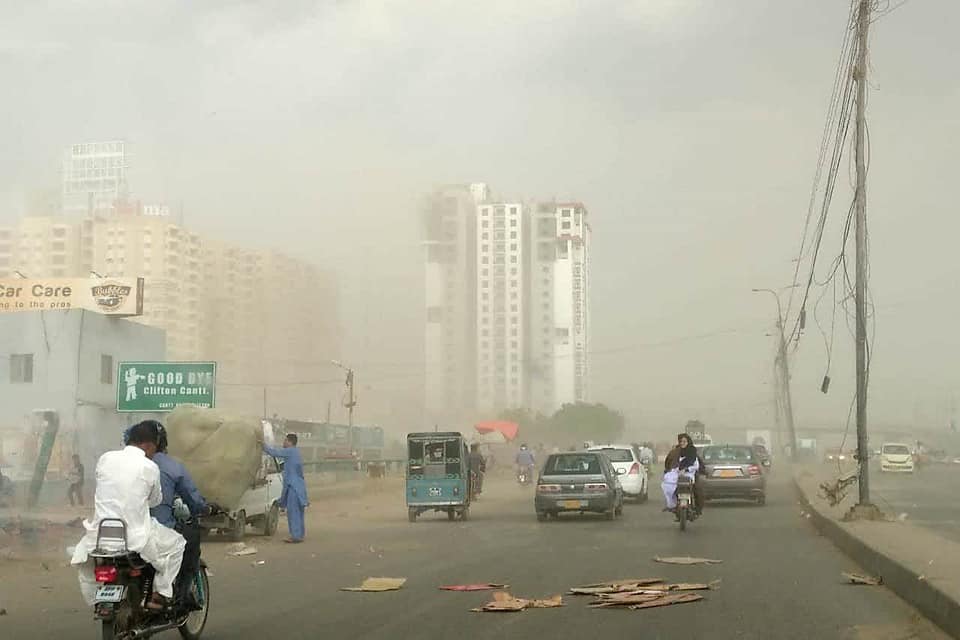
[{"xmin": 124, "ymin": 421, "xmax": 217, "ymax": 607}]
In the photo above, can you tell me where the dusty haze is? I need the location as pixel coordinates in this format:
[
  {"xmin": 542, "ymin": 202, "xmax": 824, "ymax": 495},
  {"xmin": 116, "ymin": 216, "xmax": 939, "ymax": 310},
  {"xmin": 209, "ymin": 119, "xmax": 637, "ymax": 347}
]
[{"xmin": 1, "ymin": 0, "xmax": 957, "ymax": 437}]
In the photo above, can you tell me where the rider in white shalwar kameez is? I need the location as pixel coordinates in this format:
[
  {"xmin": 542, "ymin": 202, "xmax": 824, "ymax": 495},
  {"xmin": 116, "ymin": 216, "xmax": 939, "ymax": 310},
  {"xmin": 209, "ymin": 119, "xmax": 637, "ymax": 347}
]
[{"xmin": 71, "ymin": 442, "xmax": 186, "ymax": 606}]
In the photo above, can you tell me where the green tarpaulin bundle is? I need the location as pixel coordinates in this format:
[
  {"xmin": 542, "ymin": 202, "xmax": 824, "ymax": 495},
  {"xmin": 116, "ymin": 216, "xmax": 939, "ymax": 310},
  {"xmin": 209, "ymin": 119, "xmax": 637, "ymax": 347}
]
[{"xmin": 165, "ymin": 406, "xmax": 264, "ymax": 511}]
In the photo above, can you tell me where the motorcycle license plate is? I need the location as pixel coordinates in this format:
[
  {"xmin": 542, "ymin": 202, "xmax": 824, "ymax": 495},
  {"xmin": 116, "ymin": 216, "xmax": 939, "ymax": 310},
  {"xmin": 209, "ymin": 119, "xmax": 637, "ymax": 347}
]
[
  {"xmin": 428, "ymin": 487, "xmax": 442, "ymax": 497},
  {"xmin": 95, "ymin": 585, "xmax": 126, "ymax": 603},
  {"xmin": 561, "ymin": 500, "xmax": 585, "ymax": 509}
]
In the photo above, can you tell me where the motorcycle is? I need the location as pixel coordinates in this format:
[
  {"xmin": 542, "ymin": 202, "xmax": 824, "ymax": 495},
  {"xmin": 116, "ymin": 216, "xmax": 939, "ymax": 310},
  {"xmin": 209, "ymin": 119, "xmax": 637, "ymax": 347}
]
[
  {"xmin": 89, "ymin": 518, "xmax": 210, "ymax": 640},
  {"xmin": 675, "ymin": 475, "xmax": 698, "ymax": 531},
  {"xmin": 517, "ymin": 465, "xmax": 534, "ymax": 486}
]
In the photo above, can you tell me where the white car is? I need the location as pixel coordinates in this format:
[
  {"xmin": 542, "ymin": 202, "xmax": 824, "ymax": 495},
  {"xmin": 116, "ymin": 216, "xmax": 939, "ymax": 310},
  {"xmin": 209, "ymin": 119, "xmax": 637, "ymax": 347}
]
[
  {"xmin": 880, "ymin": 443, "xmax": 915, "ymax": 473},
  {"xmin": 198, "ymin": 453, "xmax": 284, "ymax": 541},
  {"xmin": 588, "ymin": 445, "xmax": 649, "ymax": 502}
]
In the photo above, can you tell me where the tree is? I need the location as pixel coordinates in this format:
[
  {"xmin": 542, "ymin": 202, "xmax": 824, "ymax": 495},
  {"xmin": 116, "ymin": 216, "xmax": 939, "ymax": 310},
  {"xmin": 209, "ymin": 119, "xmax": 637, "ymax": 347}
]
[
  {"xmin": 496, "ymin": 408, "xmax": 551, "ymax": 443},
  {"xmin": 550, "ymin": 403, "xmax": 625, "ymax": 445}
]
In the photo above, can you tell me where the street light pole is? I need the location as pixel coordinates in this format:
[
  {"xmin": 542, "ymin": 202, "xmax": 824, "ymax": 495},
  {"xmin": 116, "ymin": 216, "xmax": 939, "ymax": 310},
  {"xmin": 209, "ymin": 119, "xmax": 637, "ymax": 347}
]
[{"xmin": 753, "ymin": 287, "xmax": 798, "ymax": 461}]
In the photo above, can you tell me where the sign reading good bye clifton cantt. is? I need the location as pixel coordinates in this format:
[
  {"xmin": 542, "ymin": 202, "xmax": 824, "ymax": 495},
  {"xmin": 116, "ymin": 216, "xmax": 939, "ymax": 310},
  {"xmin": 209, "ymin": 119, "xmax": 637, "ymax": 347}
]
[
  {"xmin": 117, "ymin": 362, "xmax": 217, "ymax": 412},
  {"xmin": 0, "ymin": 278, "xmax": 144, "ymax": 316}
]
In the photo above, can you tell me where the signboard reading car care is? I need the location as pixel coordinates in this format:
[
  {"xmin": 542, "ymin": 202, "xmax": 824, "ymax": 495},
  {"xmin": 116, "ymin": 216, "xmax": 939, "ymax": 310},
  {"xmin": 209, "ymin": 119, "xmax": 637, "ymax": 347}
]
[
  {"xmin": 0, "ymin": 278, "xmax": 144, "ymax": 316},
  {"xmin": 117, "ymin": 362, "xmax": 217, "ymax": 413}
]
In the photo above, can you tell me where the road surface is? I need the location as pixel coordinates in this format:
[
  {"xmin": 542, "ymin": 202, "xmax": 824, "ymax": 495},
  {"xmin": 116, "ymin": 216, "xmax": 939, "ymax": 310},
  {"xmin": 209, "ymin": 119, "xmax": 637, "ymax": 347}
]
[
  {"xmin": 816, "ymin": 461, "xmax": 960, "ymax": 543},
  {"xmin": 0, "ymin": 472, "xmax": 947, "ymax": 640}
]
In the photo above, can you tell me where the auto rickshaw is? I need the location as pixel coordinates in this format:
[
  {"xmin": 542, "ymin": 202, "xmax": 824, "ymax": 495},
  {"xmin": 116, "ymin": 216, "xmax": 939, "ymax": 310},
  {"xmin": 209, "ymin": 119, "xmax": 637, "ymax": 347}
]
[{"xmin": 406, "ymin": 432, "xmax": 472, "ymax": 522}]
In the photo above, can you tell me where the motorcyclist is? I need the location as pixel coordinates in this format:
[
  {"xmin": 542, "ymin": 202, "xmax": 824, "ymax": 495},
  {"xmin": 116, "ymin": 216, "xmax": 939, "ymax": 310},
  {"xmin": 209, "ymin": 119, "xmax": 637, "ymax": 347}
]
[
  {"xmin": 515, "ymin": 444, "xmax": 536, "ymax": 482},
  {"xmin": 124, "ymin": 421, "xmax": 219, "ymax": 608},
  {"xmin": 468, "ymin": 443, "xmax": 486, "ymax": 498}
]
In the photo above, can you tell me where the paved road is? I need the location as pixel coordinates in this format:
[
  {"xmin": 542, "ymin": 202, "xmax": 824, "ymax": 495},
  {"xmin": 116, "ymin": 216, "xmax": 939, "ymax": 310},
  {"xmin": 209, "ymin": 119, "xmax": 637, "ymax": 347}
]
[
  {"xmin": 869, "ymin": 464, "xmax": 960, "ymax": 543},
  {"xmin": 815, "ymin": 462, "xmax": 960, "ymax": 543},
  {"xmin": 0, "ymin": 473, "xmax": 948, "ymax": 640}
]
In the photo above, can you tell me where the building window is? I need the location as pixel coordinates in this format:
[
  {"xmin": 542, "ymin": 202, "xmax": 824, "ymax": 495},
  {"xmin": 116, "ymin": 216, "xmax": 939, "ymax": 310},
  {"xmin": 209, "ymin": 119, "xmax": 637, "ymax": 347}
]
[
  {"xmin": 511, "ymin": 268, "xmax": 517, "ymax": 275},
  {"xmin": 482, "ymin": 292, "xmax": 489, "ymax": 300},
  {"xmin": 10, "ymin": 354, "xmax": 33, "ymax": 383},
  {"xmin": 510, "ymin": 219, "xmax": 517, "ymax": 227},
  {"xmin": 510, "ymin": 207, "xmax": 518, "ymax": 215},
  {"xmin": 100, "ymin": 354, "xmax": 114, "ymax": 384},
  {"xmin": 482, "ymin": 244, "xmax": 489, "ymax": 252},
  {"xmin": 482, "ymin": 256, "xmax": 489, "ymax": 264},
  {"xmin": 482, "ymin": 220, "xmax": 489, "ymax": 228},
  {"xmin": 511, "ymin": 244, "xmax": 517, "ymax": 251},
  {"xmin": 558, "ymin": 242, "xmax": 569, "ymax": 259},
  {"xmin": 561, "ymin": 220, "xmax": 571, "ymax": 230},
  {"xmin": 510, "ymin": 255, "xmax": 517, "ymax": 263},
  {"xmin": 482, "ymin": 268, "xmax": 489, "ymax": 276}
]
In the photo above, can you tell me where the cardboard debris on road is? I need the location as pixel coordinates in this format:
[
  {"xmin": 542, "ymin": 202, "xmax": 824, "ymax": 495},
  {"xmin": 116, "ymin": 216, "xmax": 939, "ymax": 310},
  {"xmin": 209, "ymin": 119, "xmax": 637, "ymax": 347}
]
[
  {"xmin": 439, "ymin": 583, "xmax": 509, "ymax": 591},
  {"xmin": 569, "ymin": 578, "xmax": 664, "ymax": 595},
  {"xmin": 226, "ymin": 543, "xmax": 257, "ymax": 557},
  {"xmin": 654, "ymin": 556, "xmax": 723, "ymax": 565},
  {"xmin": 471, "ymin": 592, "xmax": 564, "ymax": 613},
  {"xmin": 629, "ymin": 593, "xmax": 703, "ymax": 610},
  {"xmin": 589, "ymin": 591, "xmax": 705, "ymax": 609},
  {"xmin": 341, "ymin": 577, "xmax": 407, "ymax": 592},
  {"xmin": 581, "ymin": 581, "xmax": 720, "ymax": 605},
  {"xmin": 843, "ymin": 572, "xmax": 882, "ymax": 586}
]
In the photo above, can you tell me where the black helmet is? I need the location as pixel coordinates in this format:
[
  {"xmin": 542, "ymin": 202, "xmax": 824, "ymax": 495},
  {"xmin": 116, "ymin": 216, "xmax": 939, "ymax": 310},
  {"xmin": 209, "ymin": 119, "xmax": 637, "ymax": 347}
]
[{"xmin": 123, "ymin": 420, "xmax": 168, "ymax": 452}]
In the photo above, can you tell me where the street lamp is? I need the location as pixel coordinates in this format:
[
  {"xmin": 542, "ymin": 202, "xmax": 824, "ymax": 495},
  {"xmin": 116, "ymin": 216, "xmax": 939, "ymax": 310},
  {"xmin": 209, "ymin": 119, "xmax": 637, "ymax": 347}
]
[{"xmin": 752, "ymin": 285, "xmax": 800, "ymax": 461}]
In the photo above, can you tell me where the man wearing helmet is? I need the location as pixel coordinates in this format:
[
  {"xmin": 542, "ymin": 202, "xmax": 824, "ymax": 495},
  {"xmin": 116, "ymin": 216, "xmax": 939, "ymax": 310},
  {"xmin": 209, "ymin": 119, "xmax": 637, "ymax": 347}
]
[
  {"xmin": 71, "ymin": 421, "xmax": 185, "ymax": 610},
  {"xmin": 123, "ymin": 420, "xmax": 219, "ymax": 606}
]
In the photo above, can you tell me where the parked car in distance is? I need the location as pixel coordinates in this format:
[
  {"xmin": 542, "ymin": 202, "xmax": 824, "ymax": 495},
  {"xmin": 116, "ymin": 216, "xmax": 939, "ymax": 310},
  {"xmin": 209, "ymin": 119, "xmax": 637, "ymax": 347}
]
[
  {"xmin": 879, "ymin": 443, "xmax": 915, "ymax": 473},
  {"xmin": 535, "ymin": 452, "xmax": 624, "ymax": 521},
  {"xmin": 700, "ymin": 444, "xmax": 767, "ymax": 505},
  {"xmin": 588, "ymin": 445, "xmax": 649, "ymax": 502}
]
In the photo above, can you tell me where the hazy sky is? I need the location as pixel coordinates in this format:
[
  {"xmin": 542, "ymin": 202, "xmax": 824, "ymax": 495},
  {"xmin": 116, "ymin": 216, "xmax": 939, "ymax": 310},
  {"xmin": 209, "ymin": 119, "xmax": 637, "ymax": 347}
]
[{"xmin": 2, "ymin": 1, "xmax": 957, "ymax": 437}]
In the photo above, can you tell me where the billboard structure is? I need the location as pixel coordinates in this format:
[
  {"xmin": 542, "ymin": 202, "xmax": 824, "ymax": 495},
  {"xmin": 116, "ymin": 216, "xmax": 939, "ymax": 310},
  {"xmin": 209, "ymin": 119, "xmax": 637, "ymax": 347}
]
[{"xmin": 0, "ymin": 278, "xmax": 144, "ymax": 316}]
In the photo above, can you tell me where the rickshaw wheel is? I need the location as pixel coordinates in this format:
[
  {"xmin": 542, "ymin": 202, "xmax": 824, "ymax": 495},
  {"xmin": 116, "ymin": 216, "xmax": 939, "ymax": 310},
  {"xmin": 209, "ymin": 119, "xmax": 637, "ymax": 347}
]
[
  {"xmin": 408, "ymin": 507, "xmax": 417, "ymax": 523},
  {"xmin": 460, "ymin": 506, "xmax": 470, "ymax": 521},
  {"xmin": 447, "ymin": 509, "xmax": 456, "ymax": 521}
]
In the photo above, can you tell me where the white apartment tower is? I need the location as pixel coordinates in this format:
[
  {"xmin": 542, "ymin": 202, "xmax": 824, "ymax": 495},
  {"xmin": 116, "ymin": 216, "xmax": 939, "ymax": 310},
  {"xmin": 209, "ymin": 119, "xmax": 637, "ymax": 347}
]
[
  {"xmin": 423, "ymin": 184, "xmax": 487, "ymax": 423},
  {"xmin": 529, "ymin": 203, "xmax": 590, "ymax": 413},
  {"xmin": 476, "ymin": 202, "xmax": 527, "ymax": 411},
  {"xmin": 423, "ymin": 186, "xmax": 591, "ymax": 418}
]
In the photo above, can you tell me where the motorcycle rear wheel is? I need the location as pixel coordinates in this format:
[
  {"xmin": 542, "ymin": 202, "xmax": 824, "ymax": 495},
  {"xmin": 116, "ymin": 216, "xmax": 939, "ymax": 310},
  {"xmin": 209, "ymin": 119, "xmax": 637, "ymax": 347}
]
[
  {"xmin": 678, "ymin": 505, "xmax": 687, "ymax": 531},
  {"xmin": 179, "ymin": 567, "xmax": 210, "ymax": 639}
]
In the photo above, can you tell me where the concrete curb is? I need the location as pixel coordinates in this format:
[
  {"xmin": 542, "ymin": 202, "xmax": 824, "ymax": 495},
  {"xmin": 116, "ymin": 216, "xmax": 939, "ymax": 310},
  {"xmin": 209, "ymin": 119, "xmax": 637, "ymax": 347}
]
[{"xmin": 793, "ymin": 476, "xmax": 960, "ymax": 638}]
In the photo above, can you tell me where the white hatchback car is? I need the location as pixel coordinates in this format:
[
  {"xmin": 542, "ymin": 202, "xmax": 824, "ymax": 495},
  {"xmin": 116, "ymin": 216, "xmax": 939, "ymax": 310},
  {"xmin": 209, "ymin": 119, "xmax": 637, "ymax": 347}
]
[
  {"xmin": 588, "ymin": 445, "xmax": 649, "ymax": 502},
  {"xmin": 880, "ymin": 443, "xmax": 915, "ymax": 473}
]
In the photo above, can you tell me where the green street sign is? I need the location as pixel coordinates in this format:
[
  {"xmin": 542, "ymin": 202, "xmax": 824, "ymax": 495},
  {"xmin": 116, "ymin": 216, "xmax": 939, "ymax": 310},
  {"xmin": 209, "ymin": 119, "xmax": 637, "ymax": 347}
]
[{"xmin": 117, "ymin": 361, "xmax": 217, "ymax": 412}]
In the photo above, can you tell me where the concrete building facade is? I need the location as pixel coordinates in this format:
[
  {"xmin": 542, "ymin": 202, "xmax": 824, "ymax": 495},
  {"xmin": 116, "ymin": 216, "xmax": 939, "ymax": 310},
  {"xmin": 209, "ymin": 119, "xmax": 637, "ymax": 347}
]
[
  {"xmin": 423, "ymin": 185, "xmax": 591, "ymax": 419},
  {"xmin": 0, "ymin": 310, "xmax": 165, "ymax": 480}
]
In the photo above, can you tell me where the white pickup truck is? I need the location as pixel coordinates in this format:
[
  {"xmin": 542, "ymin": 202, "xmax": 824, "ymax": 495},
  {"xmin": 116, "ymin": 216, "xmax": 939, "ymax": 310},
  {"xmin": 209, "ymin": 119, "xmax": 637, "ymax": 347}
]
[{"xmin": 198, "ymin": 453, "xmax": 283, "ymax": 541}]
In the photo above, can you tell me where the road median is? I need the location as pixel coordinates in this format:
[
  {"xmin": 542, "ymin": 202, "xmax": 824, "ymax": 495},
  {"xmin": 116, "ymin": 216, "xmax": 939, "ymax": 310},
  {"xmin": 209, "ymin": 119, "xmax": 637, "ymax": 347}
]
[{"xmin": 793, "ymin": 467, "xmax": 960, "ymax": 638}]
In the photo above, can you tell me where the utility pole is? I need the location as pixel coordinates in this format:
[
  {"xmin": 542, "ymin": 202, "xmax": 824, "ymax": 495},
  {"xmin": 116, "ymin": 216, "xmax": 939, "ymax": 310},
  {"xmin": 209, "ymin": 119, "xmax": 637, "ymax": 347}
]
[
  {"xmin": 753, "ymin": 287, "xmax": 798, "ymax": 460},
  {"xmin": 853, "ymin": 0, "xmax": 876, "ymax": 513},
  {"xmin": 332, "ymin": 360, "xmax": 358, "ymax": 456}
]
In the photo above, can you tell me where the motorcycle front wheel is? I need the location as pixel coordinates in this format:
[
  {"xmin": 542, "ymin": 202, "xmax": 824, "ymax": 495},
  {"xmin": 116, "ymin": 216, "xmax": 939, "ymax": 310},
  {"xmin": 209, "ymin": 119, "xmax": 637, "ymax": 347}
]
[
  {"xmin": 678, "ymin": 505, "xmax": 687, "ymax": 531},
  {"xmin": 179, "ymin": 567, "xmax": 211, "ymax": 639}
]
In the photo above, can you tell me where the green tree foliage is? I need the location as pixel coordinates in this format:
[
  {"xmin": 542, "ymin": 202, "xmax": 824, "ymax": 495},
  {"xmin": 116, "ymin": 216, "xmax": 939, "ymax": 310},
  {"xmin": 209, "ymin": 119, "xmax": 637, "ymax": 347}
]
[{"xmin": 495, "ymin": 403, "xmax": 625, "ymax": 444}]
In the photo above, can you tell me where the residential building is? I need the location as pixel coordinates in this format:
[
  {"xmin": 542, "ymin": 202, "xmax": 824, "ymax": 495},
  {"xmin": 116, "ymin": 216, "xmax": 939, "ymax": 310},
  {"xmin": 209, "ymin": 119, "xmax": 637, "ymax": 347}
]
[
  {"xmin": 476, "ymin": 201, "xmax": 527, "ymax": 411},
  {"xmin": 0, "ymin": 309, "xmax": 165, "ymax": 488},
  {"xmin": 529, "ymin": 203, "xmax": 590, "ymax": 413},
  {"xmin": 423, "ymin": 186, "xmax": 591, "ymax": 418},
  {"xmin": 423, "ymin": 184, "xmax": 487, "ymax": 424},
  {"xmin": 0, "ymin": 216, "xmax": 83, "ymax": 279},
  {"xmin": 87, "ymin": 215, "xmax": 203, "ymax": 360},
  {"xmin": 62, "ymin": 140, "xmax": 129, "ymax": 217},
  {"xmin": 199, "ymin": 241, "xmax": 339, "ymax": 419}
]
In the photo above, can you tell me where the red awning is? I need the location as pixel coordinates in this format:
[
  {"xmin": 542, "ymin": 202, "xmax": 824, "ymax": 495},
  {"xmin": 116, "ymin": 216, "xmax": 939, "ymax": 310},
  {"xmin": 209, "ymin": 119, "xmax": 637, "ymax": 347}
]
[{"xmin": 474, "ymin": 421, "xmax": 519, "ymax": 441}]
